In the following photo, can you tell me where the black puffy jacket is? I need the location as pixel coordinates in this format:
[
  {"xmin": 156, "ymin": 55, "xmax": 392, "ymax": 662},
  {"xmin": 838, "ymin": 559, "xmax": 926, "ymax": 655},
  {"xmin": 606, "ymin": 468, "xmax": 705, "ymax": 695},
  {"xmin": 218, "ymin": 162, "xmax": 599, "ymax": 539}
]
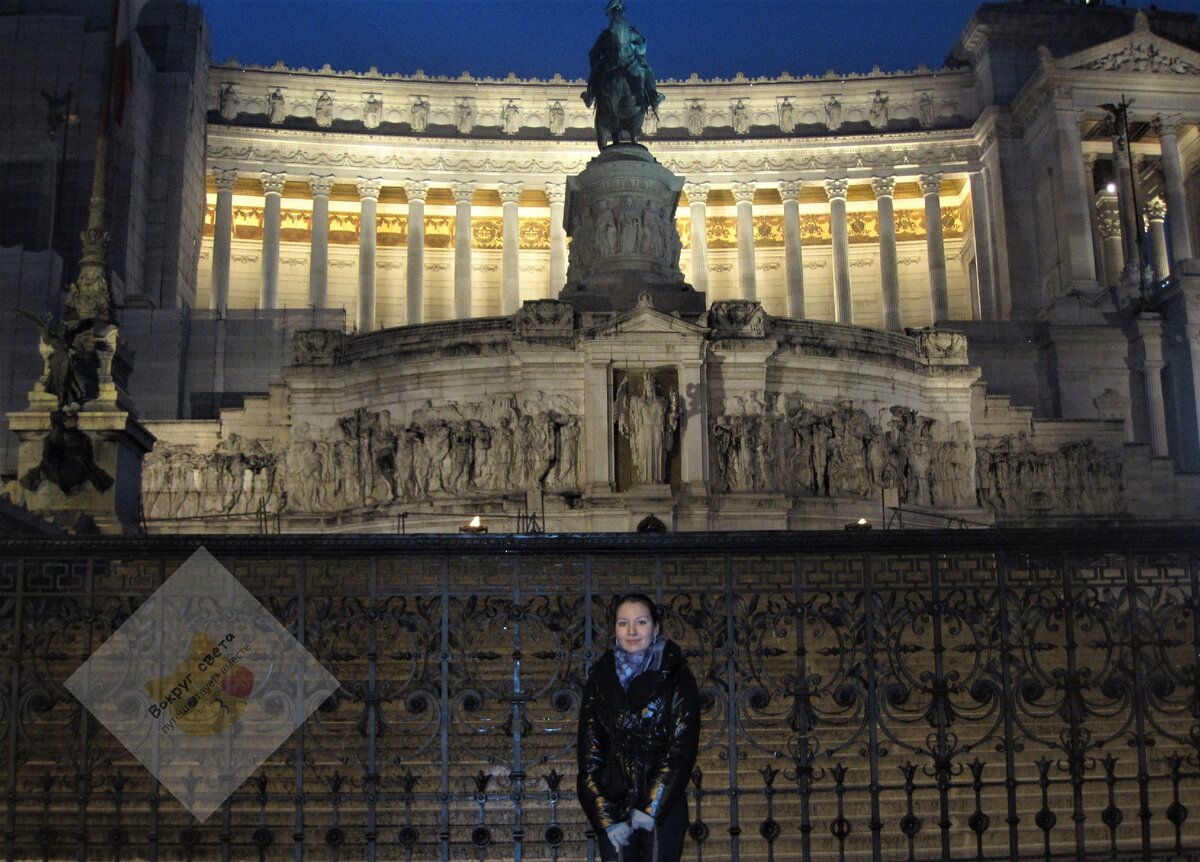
[{"xmin": 576, "ymin": 639, "xmax": 700, "ymax": 833}]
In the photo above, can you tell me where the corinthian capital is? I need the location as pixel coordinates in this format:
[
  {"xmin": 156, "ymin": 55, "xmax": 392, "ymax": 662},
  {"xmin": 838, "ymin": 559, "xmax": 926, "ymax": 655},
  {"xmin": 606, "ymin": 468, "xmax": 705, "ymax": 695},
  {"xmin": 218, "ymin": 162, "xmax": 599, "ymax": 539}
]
[
  {"xmin": 731, "ymin": 181, "xmax": 756, "ymax": 203},
  {"xmin": 544, "ymin": 182, "xmax": 566, "ymax": 206},
  {"xmin": 356, "ymin": 177, "xmax": 384, "ymax": 200},
  {"xmin": 212, "ymin": 167, "xmax": 238, "ymax": 192},
  {"xmin": 498, "ymin": 182, "xmax": 522, "ymax": 205},
  {"xmin": 778, "ymin": 179, "xmax": 803, "ymax": 203},
  {"xmin": 1155, "ymin": 113, "xmax": 1184, "ymax": 138},
  {"xmin": 1144, "ymin": 197, "xmax": 1167, "ymax": 221},
  {"xmin": 260, "ymin": 171, "xmax": 287, "ymax": 195},
  {"xmin": 451, "ymin": 181, "xmax": 477, "ymax": 204},
  {"xmin": 402, "ymin": 179, "xmax": 429, "ymax": 202},
  {"xmin": 682, "ymin": 182, "xmax": 710, "ymax": 204},
  {"xmin": 919, "ymin": 174, "xmax": 943, "ymax": 196},
  {"xmin": 1097, "ymin": 210, "xmax": 1122, "ymax": 240},
  {"xmin": 823, "ymin": 178, "xmax": 849, "ymax": 200},
  {"xmin": 871, "ymin": 176, "xmax": 896, "ymax": 198},
  {"xmin": 307, "ymin": 174, "xmax": 335, "ymax": 197}
]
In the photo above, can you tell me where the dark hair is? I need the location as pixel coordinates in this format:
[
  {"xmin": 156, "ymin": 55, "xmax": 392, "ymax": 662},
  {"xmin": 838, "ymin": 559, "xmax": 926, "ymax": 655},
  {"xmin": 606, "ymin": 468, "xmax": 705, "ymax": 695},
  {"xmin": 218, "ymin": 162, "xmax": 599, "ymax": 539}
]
[{"xmin": 611, "ymin": 592, "xmax": 660, "ymax": 627}]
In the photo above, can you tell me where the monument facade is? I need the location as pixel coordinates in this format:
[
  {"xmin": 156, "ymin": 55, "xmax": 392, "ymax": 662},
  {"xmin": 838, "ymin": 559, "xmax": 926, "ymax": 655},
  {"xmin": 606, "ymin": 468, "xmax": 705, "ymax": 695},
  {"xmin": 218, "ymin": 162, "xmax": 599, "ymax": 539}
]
[{"xmin": 3, "ymin": 1, "xmax": 1200, "ymax": 532}]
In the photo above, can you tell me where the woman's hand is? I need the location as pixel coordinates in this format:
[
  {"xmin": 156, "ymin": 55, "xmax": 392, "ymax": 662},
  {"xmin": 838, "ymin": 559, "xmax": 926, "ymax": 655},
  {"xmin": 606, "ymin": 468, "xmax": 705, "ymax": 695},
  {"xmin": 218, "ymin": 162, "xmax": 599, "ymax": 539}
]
[
  {"xmin": 606, "ymin": 822, "xmax": 634, "ymax": 848},
  {"xmin": 630, "ymin": 809, "xmax": 655, "ymax": 832}
]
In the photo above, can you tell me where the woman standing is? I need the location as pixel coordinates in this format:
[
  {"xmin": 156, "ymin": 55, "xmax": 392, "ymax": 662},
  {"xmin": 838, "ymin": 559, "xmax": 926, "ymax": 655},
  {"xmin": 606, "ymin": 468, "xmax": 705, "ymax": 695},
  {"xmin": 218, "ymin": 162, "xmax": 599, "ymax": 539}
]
[{"xmin": 577, "ymin": 593, "xmax": 700, "ymax": 861}]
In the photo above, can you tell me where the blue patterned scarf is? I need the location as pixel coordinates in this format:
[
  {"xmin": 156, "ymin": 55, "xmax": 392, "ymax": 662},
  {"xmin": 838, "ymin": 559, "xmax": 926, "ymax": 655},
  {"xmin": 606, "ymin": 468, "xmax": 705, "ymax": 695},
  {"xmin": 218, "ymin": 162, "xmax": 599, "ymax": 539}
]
[{"xmin": 614, "ymin": 636, "xmax": 666, "ymax": 690}]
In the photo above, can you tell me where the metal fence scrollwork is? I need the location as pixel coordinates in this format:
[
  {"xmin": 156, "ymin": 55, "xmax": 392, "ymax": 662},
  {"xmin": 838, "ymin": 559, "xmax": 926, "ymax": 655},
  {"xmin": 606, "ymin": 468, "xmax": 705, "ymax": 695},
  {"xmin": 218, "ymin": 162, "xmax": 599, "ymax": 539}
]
[{"xmin": 0, "ymin": 531, "xmax": 1198, "ymax": 861}]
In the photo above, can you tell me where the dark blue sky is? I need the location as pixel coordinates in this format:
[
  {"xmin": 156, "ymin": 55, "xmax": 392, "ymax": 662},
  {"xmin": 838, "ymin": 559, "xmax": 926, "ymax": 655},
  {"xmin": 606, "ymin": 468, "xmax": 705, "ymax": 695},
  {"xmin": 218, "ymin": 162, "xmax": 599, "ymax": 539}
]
[{"xmin": 198, "ymin": 0, "xmax": 998, "ymax": 81}]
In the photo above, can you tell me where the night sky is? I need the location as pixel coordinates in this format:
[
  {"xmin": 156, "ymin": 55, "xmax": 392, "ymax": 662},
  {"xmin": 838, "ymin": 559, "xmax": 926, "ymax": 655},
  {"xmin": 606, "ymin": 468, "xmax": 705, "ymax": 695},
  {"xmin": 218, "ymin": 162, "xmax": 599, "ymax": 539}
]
[{"xmin": 197, "ymin": 0, "xmax": 1001, "ymax": 81}]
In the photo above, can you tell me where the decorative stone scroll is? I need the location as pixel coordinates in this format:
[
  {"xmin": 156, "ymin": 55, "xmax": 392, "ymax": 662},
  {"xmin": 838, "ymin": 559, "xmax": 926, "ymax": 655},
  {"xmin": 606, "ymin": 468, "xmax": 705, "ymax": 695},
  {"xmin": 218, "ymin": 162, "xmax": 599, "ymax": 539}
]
[
  {"xmin": 699, "ymin": 300, "xmax": 769, "ymax": 338},
  {"xmin": 292, "ymin": 329, "xmax": 346, "ymax": 365},
  {"xmin": 910, "ymin": 327, "xmax": 968, "ymax": 364},
  {"xmin": 514, "ymin": 300, "xmax": 574, "ymax": 338}
]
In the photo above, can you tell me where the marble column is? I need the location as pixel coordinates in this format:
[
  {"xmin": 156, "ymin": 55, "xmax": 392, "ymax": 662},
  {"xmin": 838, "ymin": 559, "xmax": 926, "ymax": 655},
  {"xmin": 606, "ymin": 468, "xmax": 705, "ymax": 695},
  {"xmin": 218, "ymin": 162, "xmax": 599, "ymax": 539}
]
[
  {"xmin": 779, "ymin": 179, "xmax": 805, "ymax": 319},
  {"xmin": 452, "ymin": 181, "xmax": 476, "ymax": 319},
  {"xmin": 825, "ymin": 178, "xmax": 853, "ymax": 324},
  {"xmin": 1146, "ymin": 198, "xmax": 1170, "ymax": 282},
  {"xmin": 920, "ymin": 173, "xmax": 950, "ymax": 323},
  {"xmin": 259, "ymin": 171, "xmax": 286, "ymax": 311},
  {"xmin": 1096, "ymin": 197, "xmax": 1124, "ymax": 289},
  {"xmin": 307, "ymin": 174, "xmax": 333, "ymax": 308},
  {"xmin": 871, "ymin": 176, "xmax": 902, "ymax": 332},
  {"xmin": 404, "ymin": 179, "xmax": 428, "ymax": 325},
  {"xmin": 210, "ymin": 167, "xmax": 237, "ymax": 312},
  {"xmin": 1112, "ymin": 135, "xmax": 1141, "ymax": 273},
  {"xmin": 1137, "ymin": 315, "xmax": 1170, "ymax": 457},
  {"xmin": 968, "ymin": 169, "xmax": 999, "ymax": 321},
  {"xmin": 499, "ymin": 182, "xmax": 522, "ymax": 314},
  {"xmin": 1054, "ymin": 108, "xmax": 1100, "ymax": 289},
  {"xmin": 682, "ymin": 182, "xmax": 709, "ymax": 293},
  {"xmin": 1156, "ymin": 114, "xmax": 1195, "ymax": 264},
  {"xmin": 356, "ymin": 177, "xmax": 382, "ymax": 332},
  {"xmin": 732, "ymin": 181, "xmax": 757, "ymax": 302},
  {"xmin": 546, "ymin": 182, "xmax": 567, "ymax": 296}
]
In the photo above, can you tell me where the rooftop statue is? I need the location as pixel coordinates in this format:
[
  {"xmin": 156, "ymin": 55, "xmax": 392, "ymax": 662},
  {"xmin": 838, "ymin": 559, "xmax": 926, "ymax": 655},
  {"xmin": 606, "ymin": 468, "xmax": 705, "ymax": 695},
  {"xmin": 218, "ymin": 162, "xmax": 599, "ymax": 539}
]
[{"xmin": 582, "ymin": 0, "xmax": 663, "ymax": 150}]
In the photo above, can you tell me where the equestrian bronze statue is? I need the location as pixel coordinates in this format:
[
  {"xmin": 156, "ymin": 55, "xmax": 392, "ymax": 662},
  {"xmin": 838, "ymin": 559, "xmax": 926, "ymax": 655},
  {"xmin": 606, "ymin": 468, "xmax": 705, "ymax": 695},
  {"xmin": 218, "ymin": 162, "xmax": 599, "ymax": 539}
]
[{"xmin": 582, "ymin": 0, "xmax": 664, "ymax": 149}]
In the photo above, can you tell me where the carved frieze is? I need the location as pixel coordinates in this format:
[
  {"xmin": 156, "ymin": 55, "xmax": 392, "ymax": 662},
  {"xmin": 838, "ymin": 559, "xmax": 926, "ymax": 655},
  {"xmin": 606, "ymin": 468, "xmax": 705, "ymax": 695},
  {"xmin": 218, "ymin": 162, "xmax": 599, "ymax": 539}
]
[{"xmin": 1077, "ymin": 43, "xmax": 1200, "ymax": 74}]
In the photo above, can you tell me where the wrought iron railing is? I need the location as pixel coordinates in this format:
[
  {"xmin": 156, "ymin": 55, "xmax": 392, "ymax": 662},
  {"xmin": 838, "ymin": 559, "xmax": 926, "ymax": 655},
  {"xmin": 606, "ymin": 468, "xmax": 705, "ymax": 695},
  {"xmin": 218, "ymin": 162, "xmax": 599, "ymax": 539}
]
[{"xmin": 1, "ymin": 529, "xmax": 1198, "ymax": 862}]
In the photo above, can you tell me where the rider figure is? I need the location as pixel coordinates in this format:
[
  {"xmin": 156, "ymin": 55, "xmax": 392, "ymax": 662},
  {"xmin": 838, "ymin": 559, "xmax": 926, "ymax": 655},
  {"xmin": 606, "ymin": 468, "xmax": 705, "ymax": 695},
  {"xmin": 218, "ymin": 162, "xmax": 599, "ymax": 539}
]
[{"xmin": 583, "ymin": 0, "xmax": 663, "ymax": 145}]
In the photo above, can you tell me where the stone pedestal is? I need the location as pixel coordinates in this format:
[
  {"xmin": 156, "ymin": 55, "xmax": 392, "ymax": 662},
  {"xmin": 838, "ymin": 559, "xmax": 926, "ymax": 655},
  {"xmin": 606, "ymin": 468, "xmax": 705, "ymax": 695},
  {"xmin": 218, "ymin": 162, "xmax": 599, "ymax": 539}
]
[
  {"xmin": 6, "ymin": 407, "xmax": 154, "ymax": 534},
  {"xmin": 561, "ymin": 144, "xmax": 705, "ymax": 315},
  {"xmin": 5, "ymin": 330, "xmax": 153, "ymax": 535}
]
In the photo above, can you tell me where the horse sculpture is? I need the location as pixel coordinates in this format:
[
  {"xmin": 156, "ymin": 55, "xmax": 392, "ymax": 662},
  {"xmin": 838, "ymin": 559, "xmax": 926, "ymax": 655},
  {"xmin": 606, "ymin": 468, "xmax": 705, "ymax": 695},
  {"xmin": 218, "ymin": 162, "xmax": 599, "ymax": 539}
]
[{"xmin": 582, "ymin": 0, "xmax": 662, "ymax": 150}]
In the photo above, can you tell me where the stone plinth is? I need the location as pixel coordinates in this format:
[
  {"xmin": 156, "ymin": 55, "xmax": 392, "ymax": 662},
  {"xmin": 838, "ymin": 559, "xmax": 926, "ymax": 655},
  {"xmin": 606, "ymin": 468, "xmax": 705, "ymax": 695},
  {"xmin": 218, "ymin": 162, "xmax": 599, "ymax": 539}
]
[
  {"xmin": 561, "ymin": 144, "xmax": 705, "ymax": 315},
  {"xmin": 6, "ymin": 407, "xmax": 155, "ymax": 535}
]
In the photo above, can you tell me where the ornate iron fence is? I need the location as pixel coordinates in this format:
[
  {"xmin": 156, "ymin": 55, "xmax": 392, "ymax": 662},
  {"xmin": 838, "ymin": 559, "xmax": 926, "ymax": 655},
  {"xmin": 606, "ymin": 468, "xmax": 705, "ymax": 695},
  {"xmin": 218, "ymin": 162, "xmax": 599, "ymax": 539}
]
[{"xmin": 1, "ymin": 530, "xmax": 1198, "ymax": 862}]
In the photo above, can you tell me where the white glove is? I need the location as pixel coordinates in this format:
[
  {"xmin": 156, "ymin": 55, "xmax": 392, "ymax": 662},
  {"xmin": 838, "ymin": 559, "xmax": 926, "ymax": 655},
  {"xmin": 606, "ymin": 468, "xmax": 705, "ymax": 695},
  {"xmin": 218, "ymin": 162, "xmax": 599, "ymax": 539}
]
[
  {"xmin": 630, "ymin": 809, "xmax": 655, "ymax": 832},
  {"xmin": 606, "ymin": 822, "xmax": 634, "ymax": 848}
]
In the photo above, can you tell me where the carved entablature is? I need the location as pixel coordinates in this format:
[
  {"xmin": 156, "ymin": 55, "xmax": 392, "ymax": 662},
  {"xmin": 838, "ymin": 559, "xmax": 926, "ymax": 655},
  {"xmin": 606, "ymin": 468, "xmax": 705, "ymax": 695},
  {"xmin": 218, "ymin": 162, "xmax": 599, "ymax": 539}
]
[
  {"xmin": 292, "ymin": 329, "xmax": 346, "ymax": 365},
  {"xmin": 700, "ymin": 300, "xmax": 769, "ymax": 338},
  {"xmin": 909, "ymin": 328, "xmax": 968, "ymax": 365},
  {"xmin": 1076, "ymin": 43, "xmax": 1200, "ymax": 75},
  {"xmin": 514, "ymin": 300, "xmax": 574, "ymax": 339}
]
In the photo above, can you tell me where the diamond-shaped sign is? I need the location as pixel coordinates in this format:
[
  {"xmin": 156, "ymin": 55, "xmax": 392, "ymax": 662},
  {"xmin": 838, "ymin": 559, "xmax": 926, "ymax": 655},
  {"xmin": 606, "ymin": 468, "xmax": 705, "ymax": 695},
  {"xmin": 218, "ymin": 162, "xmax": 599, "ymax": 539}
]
[{"xmin": 65, "ymin": 547, "xmax": 340, "ymax": 821}]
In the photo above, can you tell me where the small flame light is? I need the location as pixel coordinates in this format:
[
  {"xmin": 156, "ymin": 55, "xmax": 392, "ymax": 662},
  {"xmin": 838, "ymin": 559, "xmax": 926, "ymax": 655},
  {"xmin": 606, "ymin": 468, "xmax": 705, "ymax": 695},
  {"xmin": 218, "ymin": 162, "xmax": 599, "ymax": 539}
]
[
  {"xmin": 1106, "ymin": 183, "xmax": 1117, "ymax": 194},
  {"xmin": 460, "ymin": 515, "xmax": 487, "ymax": 534},
  {"xmin": 844, "ymin": 517, "xmax": 872, "ymax": 531}
]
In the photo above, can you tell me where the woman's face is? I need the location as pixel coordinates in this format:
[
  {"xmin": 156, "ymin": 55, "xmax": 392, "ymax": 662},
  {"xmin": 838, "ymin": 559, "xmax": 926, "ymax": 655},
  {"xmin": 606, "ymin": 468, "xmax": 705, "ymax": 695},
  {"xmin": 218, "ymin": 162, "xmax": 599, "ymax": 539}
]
[{"xmin": 615, "ymin": 600, "xmax": 657, "ymax": 655}]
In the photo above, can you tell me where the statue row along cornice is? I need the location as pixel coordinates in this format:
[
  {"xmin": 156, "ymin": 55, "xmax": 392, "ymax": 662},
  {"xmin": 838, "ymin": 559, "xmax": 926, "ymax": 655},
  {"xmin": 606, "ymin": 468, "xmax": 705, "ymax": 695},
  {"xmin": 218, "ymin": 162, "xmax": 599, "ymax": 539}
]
[
  {"xmin": 209, "ymin": 67, "xmax": 976, "ymax": 138},
  {"xmin": 211, "ymin": 59, "xmax": 968, "ymax": 86}
]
